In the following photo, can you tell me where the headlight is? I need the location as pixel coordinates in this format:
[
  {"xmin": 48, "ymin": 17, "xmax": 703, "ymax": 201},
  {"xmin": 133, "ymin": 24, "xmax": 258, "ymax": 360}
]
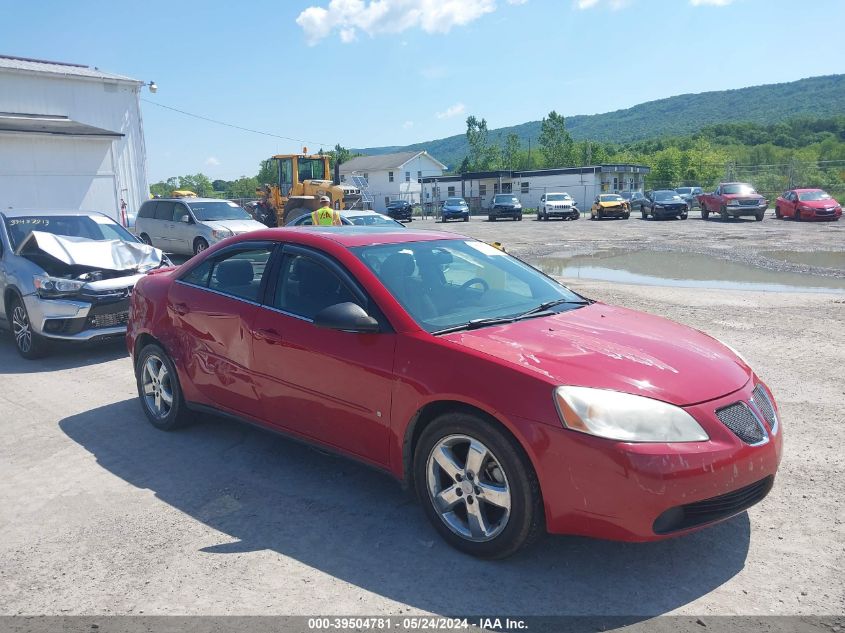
[
  {"xmin": 554, "ymin": 386, "xmax": 709, "ymax": 443},
  {"xmin": 33, "ymin": 274, "xmax": 85, "ymax": 298},
  {"xmin": 211, "ymin": 228, "xmax": 233, "ymax": 239}
]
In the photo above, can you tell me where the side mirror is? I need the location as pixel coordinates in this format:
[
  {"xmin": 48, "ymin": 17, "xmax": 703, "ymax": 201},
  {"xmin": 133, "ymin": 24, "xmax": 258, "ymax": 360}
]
[
  {"xmin": 314, "ymin": 302, "xmax": 379, "ymax": 334},
  {"xmin": 180, "ymin": 214, "xmax": 191, "ymax": 223}
]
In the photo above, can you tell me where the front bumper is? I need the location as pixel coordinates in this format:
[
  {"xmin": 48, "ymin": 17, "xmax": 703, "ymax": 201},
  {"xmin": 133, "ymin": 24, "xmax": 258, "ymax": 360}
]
[
  {"xmin": 596, "ymin": 206, "xmax": 628, "ymax": 217},
  {"xmin": 491, "ymin": 207, "xmax": 521, "ymax": 217},
  {"xmin": 545, "ymin": 207, "xmax": 579, "ymax": 218},
  {"xmin": 443, "ymin": 209, "xmax": 469, "ymax": 219},
  {"xmin": 23, "ymin": 293, "xmax": 130, "ymax": 342},
  {"xmin": 726, "ymin": 204, "xmax": 767, "ymax": 217},
  {"xmin": 529, "ymin": 381, "xmax": 782, "ymax": 541},
  {"xmin": 798, "ymin": 207, "xmax": 842, "ymax": 220},
  {"xmin": 652, "ymin": 205, "xmax": 688, "ymax": 218}
]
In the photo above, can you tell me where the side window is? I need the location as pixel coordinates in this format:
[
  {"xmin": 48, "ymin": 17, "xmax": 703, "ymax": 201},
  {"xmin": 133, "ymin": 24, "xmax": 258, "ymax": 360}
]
[
  {"xmin": 274, "ymin": 253, "xmax": 359, "ymax": 320},
  {"xmin": 138, "ymin": 202, "xmax": 157, "ymax": 219},
  {"xmin": 155, "ymin": 202, "xmax": 175, "ymax": 220},
  {"xmin": 207, "ymin": 247, "xmax": 273, "ymax": 302},
  {"xmin": 181, "ymin": 246, "xmax": 273, "ymax": 302},
  {"xmin": 172, "ymin": 204, "xmax": 190, "ymax": 222},
  {"xmin": 182, "ymin": 260, "xmax": 213, "ymax": 287}
]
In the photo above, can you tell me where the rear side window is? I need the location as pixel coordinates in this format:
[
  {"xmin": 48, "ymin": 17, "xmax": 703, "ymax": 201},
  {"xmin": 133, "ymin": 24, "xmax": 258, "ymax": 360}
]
[
  {"xmin": 180, "ymin": 245, "xmax": 274, "ymax": 303},
  {"xmin": 273, "ymin": 253, "xmax": 359, "ymax": 320},
  {"xmin": 155, "ymin": 202, "xmax": 175, "ymax": 220},
  {"xmin": 138, "ymin": 202, "xmax": 157, "ymax": 219}
]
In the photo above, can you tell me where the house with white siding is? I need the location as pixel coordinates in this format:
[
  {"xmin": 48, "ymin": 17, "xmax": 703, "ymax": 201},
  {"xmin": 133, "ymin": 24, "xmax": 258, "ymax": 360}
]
[
  {"xmin": 0, "ymin": 54, "xmax": 148, "ymax": 224},
  {"xmin": 422, "ymin": 164, "xmax": 650, "ymax": 212},
  {"xmin": 339, "ymin": 151, "xmax": 446, "ymax": 213}
]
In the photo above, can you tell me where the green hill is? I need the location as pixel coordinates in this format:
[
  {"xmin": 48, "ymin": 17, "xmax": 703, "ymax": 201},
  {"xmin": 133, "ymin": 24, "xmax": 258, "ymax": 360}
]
[{"xmin": 354, "ymin": 75, "xmax": 845, "ymax": 169}]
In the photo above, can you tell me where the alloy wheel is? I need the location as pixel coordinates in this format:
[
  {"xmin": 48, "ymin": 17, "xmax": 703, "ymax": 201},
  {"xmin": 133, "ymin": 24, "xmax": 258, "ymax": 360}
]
[
  {"xmin": 426, "ymin": 434, "xmax": 512, "ymax": 542},
  {"xmin": 11, "ymin": 304, "xmax": 32, "ymax": 353},
  {"xmin": 141, "ymin": 355, "xmax": 174, "ymax": 419}
]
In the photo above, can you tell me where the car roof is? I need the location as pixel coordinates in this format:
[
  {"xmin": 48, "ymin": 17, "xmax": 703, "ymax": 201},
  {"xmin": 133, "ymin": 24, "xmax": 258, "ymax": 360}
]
[
  {"xmin": 792, "ymin": 188, "xmax": 824, "ymax": 193},
  {"xmin": 1, "ymin": 208, "xmax": 113, "ymax": 218},
  {"xmin": 146, "ymin": 197, "xmax": 231, "ymax": 203},
  {"xmin": 654, "ymin": 189, "xmax": 680, "ymax": 193},
  {"xmin": 228, "ymin": 226, "xmax": 457, "ymax": 248}
]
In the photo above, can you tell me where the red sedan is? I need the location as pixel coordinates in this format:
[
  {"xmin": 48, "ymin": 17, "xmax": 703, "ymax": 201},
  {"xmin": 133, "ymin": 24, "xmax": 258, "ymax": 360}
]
[
  {"xmin": 127, "ymin": 227, "xmax": 782, "ymax": 558},
  {"xmin": 775, "ymin": 188, "xmax": 842, "ymax": 221}
]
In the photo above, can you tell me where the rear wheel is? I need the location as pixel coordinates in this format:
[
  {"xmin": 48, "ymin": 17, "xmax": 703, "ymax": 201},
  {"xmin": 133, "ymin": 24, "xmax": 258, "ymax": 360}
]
[
  {"xmin": 9, "ymin": 296, "xmax": 48, "ymax": 359},
  {"xmin": 414, "ymin": 412, "xmax": 543, "ymax": 559},
  {"xmin": 135, "ymin": 344, "xmax": 192, "ymax": 431}
]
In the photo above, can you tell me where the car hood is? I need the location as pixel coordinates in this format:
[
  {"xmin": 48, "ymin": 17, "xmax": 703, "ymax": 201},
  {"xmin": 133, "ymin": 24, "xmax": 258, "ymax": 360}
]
[
  {"xmin": 798, "ymin": 199, "xmax": 839, "ymax": 208},
  {"xmin": 443, "ymin": 205, "xmax": 467, "ymax": 211},
  {"xmin": 599, "ymin": 201, "xmax": 625, "ymax": 207},
  {"xmin": 440, "ymin": 303, "xmax": 750, "ymax": 406},
  {"xmin": 201, "ymin": 219, "xmax": 266, "ymax": 233},
  {"xmin": 724, "ymin": 193, "xmax": 764, "ymax": 201}
]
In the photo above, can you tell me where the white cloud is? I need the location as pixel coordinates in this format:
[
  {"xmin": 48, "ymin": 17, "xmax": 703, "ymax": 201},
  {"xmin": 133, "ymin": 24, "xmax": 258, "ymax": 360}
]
[
  {"xmin": 403, "ymin": 120, "xmax": 414, "ymax": 129},
  {"xmin": 575, "ymin": 0, "xmax": 629, "ymax": 8},
  {"xmin": 690, "ymin": 0, "xmax": 733, "ymax": 5},
  {"xmin": 507, "ymin": 0, "xmax": 528, "ymax": 4},
  {"xmin": 296, "ymin": 0, "xmax": 499, "ymax": 45},
  {"xmin": 436, "ymin": 103, "xmax": 466, "ymax": 119},
  {"xmin": 205, "ymin": 156, "xmax": 220, "ymax": 166}
]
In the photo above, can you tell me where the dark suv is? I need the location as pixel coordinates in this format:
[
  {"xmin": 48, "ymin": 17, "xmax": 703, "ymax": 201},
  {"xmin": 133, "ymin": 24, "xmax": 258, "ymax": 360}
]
[
  {"xmin": 489, "ymin": 194, "xmax": 523, "ymax": 221},
  {"xmin": 385, "ymin": 200, "xmax": 413, "ymax": 222}
]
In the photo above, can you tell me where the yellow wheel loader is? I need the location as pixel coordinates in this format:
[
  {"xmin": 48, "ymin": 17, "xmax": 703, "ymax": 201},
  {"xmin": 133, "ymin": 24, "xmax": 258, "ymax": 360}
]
[{"xmin": 252, "ymin": 153, "xmax": 362, "ymax": 226}]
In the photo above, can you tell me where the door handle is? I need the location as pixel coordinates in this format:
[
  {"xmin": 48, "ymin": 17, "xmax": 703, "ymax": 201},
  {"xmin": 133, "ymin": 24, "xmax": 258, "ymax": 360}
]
[
  {"xmin": 173, "ymin": 302, "xmax": 189, "ymax": 316},
  {"xmin": 255, "ymin": 327, "xmax": 283, "ymax": 344}
]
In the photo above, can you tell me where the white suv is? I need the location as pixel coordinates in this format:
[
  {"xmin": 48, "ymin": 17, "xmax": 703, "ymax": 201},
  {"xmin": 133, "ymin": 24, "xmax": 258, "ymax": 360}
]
[{"xmin": 538, "ymin": 192, "xmax": 579, "ymax": 221}]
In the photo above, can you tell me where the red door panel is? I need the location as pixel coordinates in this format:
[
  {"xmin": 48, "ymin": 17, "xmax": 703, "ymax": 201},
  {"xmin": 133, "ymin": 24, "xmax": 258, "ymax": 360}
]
[
  {"xmin": 168, "ymin": 281, "xmax": 260, "ymax": 416},
  {"xmin": 251, "ymin": 306, "xmax": 395, "ymax": 466}
]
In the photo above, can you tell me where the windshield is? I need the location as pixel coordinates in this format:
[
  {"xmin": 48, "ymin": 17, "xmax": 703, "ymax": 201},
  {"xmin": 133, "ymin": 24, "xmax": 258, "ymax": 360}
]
[
  {"xmin": 546, "ymin": 194, "xmax": 571, "ymax": 201},
  {"xmin": 675, "ymin": 187, "xmax": 692, "ymax": 195},
  {"xmin": 348, "ymin": 214, "xmax": 402, "ymax": 226},
  {"xmin": 188, "ymin": 201, "xmax": 252, "ymax": 222},
  {"xmin": 494, "ymin": 195, "xmax": 519, "ymax": 204},
  {"xmin": 599, "ymin": 194, "xmax": 623, "ymax": 202},
  {"xmin": 387, "ymin": 201, "xmax": 406, "ymax": 207},
  {"xmin": 354, "ymin": 239, "xmax": 585, "ymax": 333},
  {"xmin": 655, "ymin": 191, "xmax": 683, "ymax": 201},
  {"xmin": 445, "ymin": 198, "xmax": 467, "ymax": 206},
  {"xmin": 722, "ymin": 184, "xmax": 757, "ymax": 195},
  {"xmin": 4, "ymin": 214, "xmax": 136, "ymax": 250},
  {"xmin": 797, "ymin": 190, "xmax": 832, "ymax": 201},
  {"xmin": 297, "ymin": 157, "xmax": 327, "ymax": 181}
]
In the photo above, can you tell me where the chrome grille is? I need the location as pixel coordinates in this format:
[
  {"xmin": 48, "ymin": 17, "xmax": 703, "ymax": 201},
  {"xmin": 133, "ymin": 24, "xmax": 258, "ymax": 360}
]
[
  {"xmin": 751, "ymin": 384, "xmax": 777, "ymax": 429},
  {"xmin": 716, "ymin": 402, "xmax": 766, "ymax": 444}
]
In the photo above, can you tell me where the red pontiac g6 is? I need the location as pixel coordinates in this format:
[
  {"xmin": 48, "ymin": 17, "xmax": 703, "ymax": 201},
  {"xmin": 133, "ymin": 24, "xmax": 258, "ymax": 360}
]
[{"xmin": 127, "ymin": 227, "xmax": 782, "ymax": 558}]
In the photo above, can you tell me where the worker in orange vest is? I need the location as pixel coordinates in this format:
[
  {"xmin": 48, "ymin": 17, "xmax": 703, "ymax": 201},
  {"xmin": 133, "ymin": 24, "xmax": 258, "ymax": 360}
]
[{"xmin": 311, "ymin": 196, "xmax": 342, "ymax": 226}]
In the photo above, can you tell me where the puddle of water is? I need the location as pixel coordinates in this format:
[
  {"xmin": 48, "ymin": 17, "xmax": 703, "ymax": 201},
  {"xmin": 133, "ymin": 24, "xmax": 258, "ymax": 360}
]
[
  {"xmin": 532, "ymin": 251, "xmax": 845, "ymax": 294},
  {"xmin": 762, "ymin": 250, "xmax": 845, "ymax": 270}
]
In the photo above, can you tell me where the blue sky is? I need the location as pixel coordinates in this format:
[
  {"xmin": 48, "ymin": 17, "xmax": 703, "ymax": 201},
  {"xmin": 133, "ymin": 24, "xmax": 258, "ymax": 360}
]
[{"xmin": 2, "ymin": 0, "xmax": 843, "ymax": 181}]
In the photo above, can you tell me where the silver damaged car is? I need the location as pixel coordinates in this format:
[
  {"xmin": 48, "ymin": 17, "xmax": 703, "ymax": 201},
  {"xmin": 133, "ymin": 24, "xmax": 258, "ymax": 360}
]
[{"xmin": 0, "ymin": 210, "xmax": 168, "ymax": 359}]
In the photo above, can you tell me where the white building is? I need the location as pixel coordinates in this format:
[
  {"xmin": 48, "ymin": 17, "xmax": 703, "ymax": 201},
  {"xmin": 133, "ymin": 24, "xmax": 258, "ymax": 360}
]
[
  {"xmin": 0, "ymin": 55, "xmax": 148, "ymax": 224},
  {"xmin": 422, "ymin": 164, "xmax": 651, "ymax": 212},
  {"xmin": 339, "ymin": 150, "xmax": 446, "ymax": 213}
]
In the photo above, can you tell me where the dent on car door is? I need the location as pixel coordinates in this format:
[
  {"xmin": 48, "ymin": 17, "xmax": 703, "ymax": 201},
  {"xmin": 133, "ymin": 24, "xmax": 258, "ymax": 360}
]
[
  {"xmin": 168, "ymin": 242, "xmax": 276, "ymax": 417},
  {"xmin": 250, "ymin": 246, "xmax": 395, "ymax": 465}
]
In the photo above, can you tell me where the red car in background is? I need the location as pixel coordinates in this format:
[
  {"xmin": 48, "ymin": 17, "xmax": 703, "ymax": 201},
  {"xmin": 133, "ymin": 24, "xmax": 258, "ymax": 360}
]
[
  {"xmin": 127, "ymin": 227, "xmax": 782, "ymax": 558},
  {"xmin": 775, "ymin": 189, "xmax": 842, "ymax": 221}
]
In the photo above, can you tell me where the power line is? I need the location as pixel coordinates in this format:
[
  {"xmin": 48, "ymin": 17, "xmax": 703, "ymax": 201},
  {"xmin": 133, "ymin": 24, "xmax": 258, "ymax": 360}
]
[{"xmin": 140, "ymin": 98, "xmax": 338, "ymax": 148}]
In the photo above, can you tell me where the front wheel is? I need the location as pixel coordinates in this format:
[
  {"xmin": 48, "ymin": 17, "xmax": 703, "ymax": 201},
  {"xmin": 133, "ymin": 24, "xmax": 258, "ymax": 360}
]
[
  {"xmin": 193, "ymin": 237, "xmax": 209, "ymax": 255},
  {"xmin": 701, "ymin": 208, "xmax": 709, "ymax": 220},
  {"xmin": 516, "ymin": 214, "xmax": 522, "ymax": 221},
  {"xmin": 488, "ymin": 216, "xmax": 496, "ymax": 222},
  {"xmin": 463, "ymin": 215, "xmax": 469, "ymax": 222},
  {"xmin": 720, "ymin": 205, "xmax": 729, "ymax": 221},
  {"xmin": 9, "ymin": 296, "xmax": 48, "ymax": 359},
  {"xmin": 414, "ymin": 412, "xmax": 543, "ymax": 559},
  {"xmin": 623, "ymin": 213, "xmax": 630, "ymax": 220},
  {"xmin": 755, "ymin": 212, "xmax": 764, "ymax": 222},
  {"xmin": 775, "ymin": 206, "xmax": 783, "ymax": 219}
]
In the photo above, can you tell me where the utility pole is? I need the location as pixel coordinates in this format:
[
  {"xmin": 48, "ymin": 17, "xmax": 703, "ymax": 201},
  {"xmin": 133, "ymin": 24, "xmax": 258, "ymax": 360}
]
[{"xmin": 527, "ymin": 138, "xmax": 531, "ymax": 170}]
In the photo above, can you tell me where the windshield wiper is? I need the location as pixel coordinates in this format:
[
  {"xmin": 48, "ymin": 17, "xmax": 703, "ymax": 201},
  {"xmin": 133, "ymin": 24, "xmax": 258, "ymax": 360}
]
[{"xmin": 517, "ymin": 298, "xmax": 591, "ymax": 318}]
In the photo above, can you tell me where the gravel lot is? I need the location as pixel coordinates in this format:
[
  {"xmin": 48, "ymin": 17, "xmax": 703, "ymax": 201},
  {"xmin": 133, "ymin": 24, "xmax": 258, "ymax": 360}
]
[{"xmin": 1, "ymin": 211, "xmax": 843, "ymax": 618}]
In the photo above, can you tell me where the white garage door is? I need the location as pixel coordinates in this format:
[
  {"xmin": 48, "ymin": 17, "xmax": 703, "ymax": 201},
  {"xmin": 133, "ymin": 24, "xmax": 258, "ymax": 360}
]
[{"xmin": 0, "ymin": 134, "xmax": 118, "ymax": 215}]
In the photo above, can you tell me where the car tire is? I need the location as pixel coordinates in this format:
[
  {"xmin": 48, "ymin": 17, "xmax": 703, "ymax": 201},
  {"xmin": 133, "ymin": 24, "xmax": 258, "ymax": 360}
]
[
  {"xmin": 139, "ymin": 233, "xmax": 152, "ymax": 245},
  {"xmin": 413, "ymin": 411, "xmax": 543, "ymax": 559},
  {"xmin": 680, "ymin": 213, "xmax": 688, "ymax": 220},
  {"xmin": 755, "ymin": 212, "xmax": 764, "ymax": 222},
  {"xmin": 517, "ymin": 214, "xmax": 522, "ymax": 221},
  {"xmin": 702, "ymin": 208, "xmax": 709, "ymax": 220},
  {"xmin": 623, "ymin": 213, "xmax": 630, "ymax": 220},
  {"xmin": 488, "ymin": 216, "xmax": 496, "ymax": 222},
  {"xmin": 193, "ymin": 237, "xmax": 209, "ymax": 255},
  {"xmin": 775, "ymin": 206, "xmax": 782, "ymax": 219},
  {"xmin": 9, "ymin": 295, "xmax": 48, "ymax": 360},
  {"xmin": 135, "ymin": 343, "xmax": 193, "ymax": 431},
  {"xmin": 720, "ymin": 205, "xmax": 729, "ymax": 221},
  {"xmin": 794, "ymin": 209, "xmax": 802, "ymax": 222}
]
